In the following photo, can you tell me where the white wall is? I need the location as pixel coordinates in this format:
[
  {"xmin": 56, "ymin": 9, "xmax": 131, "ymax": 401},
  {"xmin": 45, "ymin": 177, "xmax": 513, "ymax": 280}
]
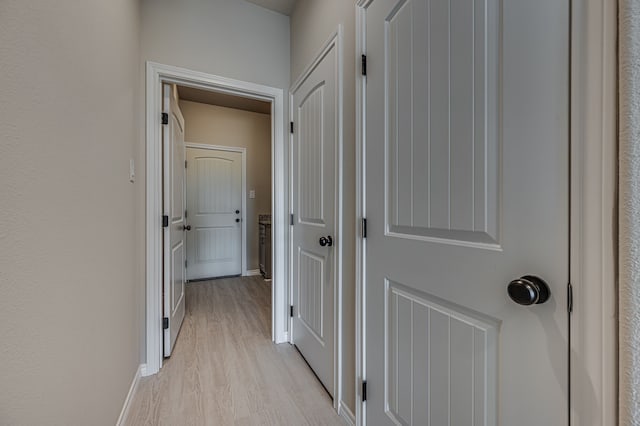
[
  {"xmin": 291, "ymin": 0, "xmax": 358, "ymax": 413},
  {"xmin": 0, "ymin": 0, "xmax": 141, "ymax": 424},
  {"xmin": 180, "ymin": 100, "xmax": 272, "ymax": 272}
]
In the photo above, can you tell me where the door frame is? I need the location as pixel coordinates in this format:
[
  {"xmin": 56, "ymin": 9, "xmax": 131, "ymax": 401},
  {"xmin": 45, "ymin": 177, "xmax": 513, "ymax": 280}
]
[
  {"xmin": 145, "ymin": 62, "xmax": 288, "ymax": 377},
  {"xmin": 185, "ymin": 143, "xmax": 248, "ymax": 278},
  {"xmin": 353, "ymin": 1, "xmax": 617, "ymax": 425},
  {"xmin": 288, "ymin": 27, "xmax": 344, "ymax": 411}
]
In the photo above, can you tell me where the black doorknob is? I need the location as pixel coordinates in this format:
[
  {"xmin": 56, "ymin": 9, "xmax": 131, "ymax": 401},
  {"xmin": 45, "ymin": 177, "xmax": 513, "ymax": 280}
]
[
  {"xmin": 236, "ymin": 218, "xmax": 240, "ymax": 223},
  {"xmin": 183, "ymin": 225, "xmax": 191, "ymax": 231},
  {"xmin": 319, "ymin": 236, "xmax": 333, "ymax": 247},
  {"xmin": 236, "ymin": 210, "xmax": 240, "ymax": 214},
  {"xmin": 507, "ymin": 275, "xmax": 550, "ymax": 305}
]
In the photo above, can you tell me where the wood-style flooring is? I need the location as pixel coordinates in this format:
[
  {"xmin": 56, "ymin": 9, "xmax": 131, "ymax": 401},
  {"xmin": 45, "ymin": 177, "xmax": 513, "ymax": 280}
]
[{"xmin": 125, "ymin": 276, "xmax": 344, "ymax": 426}]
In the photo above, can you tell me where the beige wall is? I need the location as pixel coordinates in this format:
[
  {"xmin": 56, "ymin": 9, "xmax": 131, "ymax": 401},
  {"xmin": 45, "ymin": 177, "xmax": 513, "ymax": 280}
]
[
  {"xmin": 0, "ymin": 0, "xmax": 141, "ymax": 424},
  {"xmin": 291, "ymin": 0, "xmax": 358, "ymax": 412},
  {"xmin": 180, "ymin": 100, "xmax": 272, "ymax": 272}
]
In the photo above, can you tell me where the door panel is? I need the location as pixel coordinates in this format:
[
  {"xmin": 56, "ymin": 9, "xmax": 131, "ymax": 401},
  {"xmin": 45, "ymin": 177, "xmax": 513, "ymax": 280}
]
[
  {"xmin": 163, "ymin": 83, "xmax": 186, "ymax": 357},
  {"xmin": 291, "ymin": 42, "xmax": 338, "ymax": 396},
  {"xmin": 365, "ymin": 0, "xmax": 569, "ymax": 424},
  {"xmin": 186, "ymin": 148, "xmax": 242, "ymax": 280}
]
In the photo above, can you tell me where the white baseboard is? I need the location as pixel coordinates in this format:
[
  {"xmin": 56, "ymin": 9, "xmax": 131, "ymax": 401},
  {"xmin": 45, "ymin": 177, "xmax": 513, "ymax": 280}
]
[
  {"xmin": 245, "ymin": 269, "xmax": 261, "ymax": 276},
  {"xmin": 339, "ymin": 400, "xmax": 356, "ymax": 426},
  {"xmin": 116, "ymin": 364, "xmax": 143, "ymax": 426}
]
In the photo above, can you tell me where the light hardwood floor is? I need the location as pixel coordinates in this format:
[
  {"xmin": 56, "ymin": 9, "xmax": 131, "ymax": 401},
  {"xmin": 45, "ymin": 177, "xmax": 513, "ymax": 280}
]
[{"xmin": 125, "ymin": 276, "xmax": 344, "ymax": 426}]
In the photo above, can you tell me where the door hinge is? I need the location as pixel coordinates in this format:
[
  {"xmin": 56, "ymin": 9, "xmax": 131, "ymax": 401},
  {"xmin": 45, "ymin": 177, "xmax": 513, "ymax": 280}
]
[
  {"xmin": 163, "ymin": 317, "xmax": 169, "ymax": 330},
  {"xmin": 290, "ymin": 213, "xmax": 295, "ymax": 226},
  {"xmin": 362, "ymin": 218, "xmax": 367, "ymax": 238},
  {"xmin": 185, "ymin": 260, "xmax": 188, "ymax": 269},
  {"xmin": 290, "ymin": 121, "xmax": 294, "ymax": 134},
  {"xmin": 162, "ymin": 215, "xmax": 169, "ymax": 228},
  {"xmin": 362, "ymin": 381, "xmax": 367, "ymax": 402},
  {"xmin": 161, "ymin": 112, "xmax": 169, "ymax": 125},
  {"xmin": 185, "ymin": 160, "xmax": 188, "ymax": 169},
  {"xmin": 361, "ymin": 54, "xmax": 367, "ymax": 76},
  {"xmin": 185, "ymin": 210, "xmax": 188, "ymax": 219},
  {"xmin": 290, "ymin": 305, "xmax": 294, "ymax": 318},
  {"xmin": 567, "ymin": 282, "xmax": 573, "ymax": 314}
]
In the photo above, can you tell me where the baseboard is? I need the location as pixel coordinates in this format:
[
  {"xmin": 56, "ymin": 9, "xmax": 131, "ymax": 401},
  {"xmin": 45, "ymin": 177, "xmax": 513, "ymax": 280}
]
[
  {"xmin": 245, "ymin": 269, "xmax": 261, "ymax": 276},
  {"xmin": 339, "ymin": 400, "xmax": 356, "ymax": 426},
  {"xmin": 116, "ymin": 364, "xmax": 143, "ymax": 426}
]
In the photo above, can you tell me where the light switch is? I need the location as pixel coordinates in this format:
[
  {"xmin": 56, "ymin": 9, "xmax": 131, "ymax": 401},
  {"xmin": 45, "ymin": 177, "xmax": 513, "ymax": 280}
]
[
  {"xmin": 249, "ymin": 190, "xmax": 256, "ymax": 199},
  {"xmin": 129, "ymin": 159, "xmax": 135, "ymax": 183}
]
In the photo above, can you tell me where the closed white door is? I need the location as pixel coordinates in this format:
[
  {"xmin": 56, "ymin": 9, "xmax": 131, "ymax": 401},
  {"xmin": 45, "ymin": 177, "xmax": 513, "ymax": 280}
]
[
  {"xmin": 364, "ymin": 0, "xmax": 569, "ymax": 424},
  {"xmin": 291, "ymin": 41, "xmax": 338, "ymax": 396},
  {"xmin": 163, "ymin": 84, "xmax": 186, "ymax": 357},
  {"xmin": 186, "ymin": 148, "xmax": 242, "ymax": 280}
]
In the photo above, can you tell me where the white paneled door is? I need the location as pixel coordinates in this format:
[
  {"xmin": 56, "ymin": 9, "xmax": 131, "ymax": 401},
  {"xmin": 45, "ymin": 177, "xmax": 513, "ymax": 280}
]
[
  {"xmin": 291, "ymin": 40, "xmax": 339, "ymax": 397},
  {"xmin": 364, "ymin": 0, "xmax": 569, "ymax": 425},
  {"xmin": 163, "ymin": 84, "xmax": 186, "ymax": 357},
  {"xmin": 185, "ymin": 147, "xmax": 242, "ymax": 280}
]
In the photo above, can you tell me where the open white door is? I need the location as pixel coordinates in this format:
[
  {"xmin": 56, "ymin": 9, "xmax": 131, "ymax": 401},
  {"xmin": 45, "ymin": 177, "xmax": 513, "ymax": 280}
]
[
  {"xmin": 186, "ymin": 147, "xmax": 242, "ymax": 280},
  {"xmin": 163, "ymin": 84, "xmax": 186, "ymax": 357},
  {"xmin": 363, "ymin": 0, "xmax": 569, "ymax": 424},
  {"xmin": 291, "ymin": 40, "xmax": 339, "ymax": 397}
]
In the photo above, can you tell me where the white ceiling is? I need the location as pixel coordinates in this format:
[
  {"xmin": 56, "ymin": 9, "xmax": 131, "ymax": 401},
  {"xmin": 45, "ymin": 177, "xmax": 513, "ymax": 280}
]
[
  {"xmin": 244, "ymin": 0, "xmax": 297, "ymax": 16},
  {"xmin": 177, "ymin": 86, "xmax": 271, "ymax": 115}
]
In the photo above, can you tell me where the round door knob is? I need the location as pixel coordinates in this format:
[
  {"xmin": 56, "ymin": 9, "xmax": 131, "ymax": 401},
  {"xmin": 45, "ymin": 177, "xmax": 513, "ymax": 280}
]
[
  {"xmin": 507, "ymin": 275, "xmax": 550, "ymax": 305},
  {"xmin": 236, "ymin": 218, "xmax": 240, "ymax": 223},
  {"xmin": 319, "ymin": 236, "xmax": 333, "ymax": 247},
  {"xmin": 236, "ymin": 210, "xmax": 240, "ymax": 214},
  {"xmin": 183, "ymin": 225, "xmax": 191, "ymax": 231}
]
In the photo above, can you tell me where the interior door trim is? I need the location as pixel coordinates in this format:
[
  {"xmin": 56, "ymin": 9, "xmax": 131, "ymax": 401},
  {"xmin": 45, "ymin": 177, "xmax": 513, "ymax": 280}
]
[
  {"xmin": 145, "ymin": 61, "xmax": 288, "ymax": 377},
  {"xmin": 185, "ymin": 143, "xmax": 247, "ymax": 278}
]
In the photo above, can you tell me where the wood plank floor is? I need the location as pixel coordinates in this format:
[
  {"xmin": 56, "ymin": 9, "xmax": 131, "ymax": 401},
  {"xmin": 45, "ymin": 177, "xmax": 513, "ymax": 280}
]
[{"xmin": 125, "ymin": 276, "xmax": 344, "ymax": 426}]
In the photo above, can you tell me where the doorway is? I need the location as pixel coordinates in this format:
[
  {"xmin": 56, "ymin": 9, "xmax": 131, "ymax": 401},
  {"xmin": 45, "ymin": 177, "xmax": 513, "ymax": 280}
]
[{"xmin": 144, "ymin": 62, "xmax": 288, "ymax": 376}]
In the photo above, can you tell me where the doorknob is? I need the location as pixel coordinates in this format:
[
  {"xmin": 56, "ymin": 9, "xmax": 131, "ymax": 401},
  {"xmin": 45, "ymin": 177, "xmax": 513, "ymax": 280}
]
[
  {"xmin": 183, "ymin": 225, "xmax": 191, "ymax": 231},
  {"xmin": 236, "ymin": 210, "xmax": 240, "ymax": 214},
  {"xmin": 236, "ymin": 218, "xmax": 240, "ymax": 223},
  {"xmin": 507, "ymin": 275, "xmax": 550, "ymax": 305},
  {"xmin": 319, "ymin": 236, "xmax": 333, "ymax": 247}
]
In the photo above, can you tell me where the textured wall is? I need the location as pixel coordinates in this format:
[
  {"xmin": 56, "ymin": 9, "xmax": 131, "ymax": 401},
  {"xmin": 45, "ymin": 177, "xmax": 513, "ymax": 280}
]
[
  {"xmin": 180, "ymin": 100, "xmax": 272, "ymax": 272},
  {"xmin": 0, "ymin": 0, "xmax": 141, "ymax": 424},
  {"xmin": 290, "ymin": 0, "xmax": 358, "ymax": 412}
]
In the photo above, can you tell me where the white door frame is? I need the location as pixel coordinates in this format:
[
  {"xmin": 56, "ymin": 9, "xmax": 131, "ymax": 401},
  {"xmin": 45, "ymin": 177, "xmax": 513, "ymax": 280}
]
[
  {"xmin": 185, "ymin": 143, "xmax": 248, "ymax": 278},
  {"xmin": 289, "ymin": 27, "xmax": 344, "ymax": 411},
  {"xmin": 353, "ymin": 1, "xmax": 618, "ymax": 425},
  {"xmin": 145, "ymin": 62, "xmax": 288, "ymax": 377}
]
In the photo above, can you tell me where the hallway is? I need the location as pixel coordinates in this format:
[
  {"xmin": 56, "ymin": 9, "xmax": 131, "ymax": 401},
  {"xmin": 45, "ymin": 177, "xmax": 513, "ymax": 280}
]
[{"xmin": 125, "ymin": 276, "xmax": 343, "ymax": 425}]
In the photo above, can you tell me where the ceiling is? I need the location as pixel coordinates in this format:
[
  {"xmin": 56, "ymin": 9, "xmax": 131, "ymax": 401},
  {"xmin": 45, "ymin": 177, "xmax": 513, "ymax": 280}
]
[
  {"xmin": 244, "ymin": 0, "xmax": 297, "ymax": 15},
  {"xmin": 177, "ymin": 86, "xmax": 271, "ymax": 115}
]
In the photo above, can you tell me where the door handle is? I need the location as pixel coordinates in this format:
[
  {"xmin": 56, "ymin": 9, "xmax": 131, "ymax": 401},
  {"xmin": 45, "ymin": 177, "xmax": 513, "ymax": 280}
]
[
  {"xmin": 236, "ymin": 210, "xmax": 240, "ymax": 214},
  {"xmin": 319, "ymin": 236, "xmax": 333, "ymax": 247},
  {"xmin": 236, "ymin": 218, "xmax": 240, "ymax": 223},
  {"xmin": 507, "ymin": 275, "xmax": 550, "ymax": 305},
  {"xmin": 183, "ymin": 225, "xmax": 191, "ymax": 231}
]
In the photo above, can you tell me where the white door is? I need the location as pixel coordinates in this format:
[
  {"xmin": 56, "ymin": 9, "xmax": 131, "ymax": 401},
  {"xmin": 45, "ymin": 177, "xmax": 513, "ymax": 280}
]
[
  {"xmin": 185, "ymin": 147, "xmax": 242, "ymax": 280},
  {"xmin": 163, "ymin": 84, "xmax": 186, "ymax": 357},
  {"xmin": 291, "ymin": 42, "xmax": 338, "ymax": 396},
  {"xmin": 364, "ymin": 0, "xmax": 569, "ymax": 424}
]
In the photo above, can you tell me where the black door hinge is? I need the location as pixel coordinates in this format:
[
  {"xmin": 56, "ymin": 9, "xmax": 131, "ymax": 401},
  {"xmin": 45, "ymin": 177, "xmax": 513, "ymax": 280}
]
[
  {"xmin": 362, "ymin": 381, "xmax": 367, "ymax": 402},
  {"xmin": 361, "ymin": 55, "xmax": 367, "ymax": 76},
  {"xmin": 185, "ymin": 160, "xmax": 188, "ymax": 169},
  {"xmin": 567, "ymin": 282, "xmax": 573, "ymax": 314},
  {"xmin": 185, "ymin": 260, "xmax": 188, "ymax": 269},
  {"xmin": 185, "ymin": 210, "xmax": 188, "ymax": 219},
  {"xmin": 163, "ymin": 317, "xmax": 169, "ymax": 329},
  {"xmin": 362, "ymin": 218, "xmax": 367, "ymax": 238},
  {"xmin": 290, "ymin": 305, "xmax": 294, "ymax": 318},
  {"xmin": 290, "ymin": 121, "xmax": 294, "ymax": 134},
  {"xmin": 162, "ymin": 215, "xmax": 169, "ymax": 228},
  {"xmin": 161, "ymin": 112, "xmax": 169, "ymax": 125},
  {"xmin": 290, "ymin": 213, "xmax": 295, "ymax": 226}
]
